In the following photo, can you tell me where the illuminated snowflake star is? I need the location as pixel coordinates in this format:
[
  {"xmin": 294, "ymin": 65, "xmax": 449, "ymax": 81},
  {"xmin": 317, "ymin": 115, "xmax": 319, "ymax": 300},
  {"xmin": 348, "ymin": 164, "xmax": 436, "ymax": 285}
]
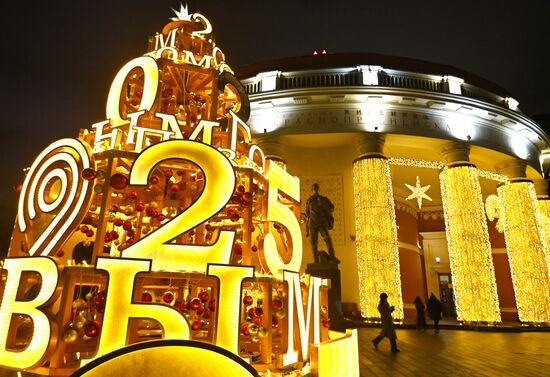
[
  {"xmin": 171, "ymin": 3, "xmax": 192, "ymax": 21},
  {"xmin": 405, "ymin": 176, "xmax": 432, "ymax": 208}
]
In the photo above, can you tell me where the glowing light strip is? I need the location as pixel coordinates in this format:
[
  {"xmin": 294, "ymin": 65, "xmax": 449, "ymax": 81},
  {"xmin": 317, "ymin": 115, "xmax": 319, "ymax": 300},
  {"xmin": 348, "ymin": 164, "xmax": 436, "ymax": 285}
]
[
  {"xmin": 317, "ymin": 330, "xmax": 360, "ymax": 377},
  {"xmin": 207, "ymin": 264, "xmax": 254, "ymax": 356},
  {"xmin": 440, "ymin": 165, "xmax": 501, "ymax": 322},
  {"xmin": 261, "ymin": 161, "xmax": 302, "ymax": 277},
  {"xmin": 388, "ymin": 157, "xmax": 443, "ymax": 169},
  {"xmin": 537, "ymin": 199, "xmax": 550, "ymax": 274},
  {"xmin": 0, "ymin": 257, "xmax": 58, "ymax": 369},
  {"xmin": 122, "ymin": 141, "xmax": 235, "ymax": 272},
  {"xmin": 106, "ymin": 56, "xmax": 159, "ymax": 126},
  {"xmin": 17, "ymin": 139, "xmax": 93, "ymax": 256},
  {"xmin": 353, "ymin": 157, "xmax": 403, "ymax": 319},
  {"xmin": 37, "ymin": 168, "xmax": 67, "ymax": 213},
  {"xmin": 498, "ymin": 181, "xmax": 550, "ymax": 323},
  {"xmin": 388, "ymin": 157, "xmax": 508, "ymax": 182},
  {"xmin": 91, "ymin": 258, "xmax": 190, "ymax": 363}
]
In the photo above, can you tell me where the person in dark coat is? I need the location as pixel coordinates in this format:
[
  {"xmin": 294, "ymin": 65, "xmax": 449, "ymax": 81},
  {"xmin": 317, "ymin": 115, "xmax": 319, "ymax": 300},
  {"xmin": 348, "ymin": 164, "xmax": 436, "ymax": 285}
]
[
  {"xmin": 372, "ymin": 292, "xmax": 400, "ymax": 352},
  {"xmin": 414, "ymin": 296, "xmax": 427, "ymax": 330},
  {"xmin": 427, "ymin": 292, "xmax": 443, "ymax": 333}
]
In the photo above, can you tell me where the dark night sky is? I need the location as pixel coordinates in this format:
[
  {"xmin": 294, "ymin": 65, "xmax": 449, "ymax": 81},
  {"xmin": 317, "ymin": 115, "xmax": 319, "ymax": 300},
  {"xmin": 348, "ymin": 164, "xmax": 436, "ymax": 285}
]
[{"xmin": 1, "ymin": 0, "xmax": 550, "ymax": 250}]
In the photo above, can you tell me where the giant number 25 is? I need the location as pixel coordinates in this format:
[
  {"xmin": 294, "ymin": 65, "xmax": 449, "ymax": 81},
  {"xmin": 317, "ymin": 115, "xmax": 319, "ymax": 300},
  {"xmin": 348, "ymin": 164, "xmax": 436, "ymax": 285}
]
[{"xmin": 16, "ymin": 138, "xmax": 303, "ymax": 275}]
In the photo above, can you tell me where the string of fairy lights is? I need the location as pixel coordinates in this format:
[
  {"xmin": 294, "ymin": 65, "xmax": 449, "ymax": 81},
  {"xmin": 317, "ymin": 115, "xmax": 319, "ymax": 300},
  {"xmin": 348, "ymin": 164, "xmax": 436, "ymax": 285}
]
[
  {"xmin": 353, "ymin": 156, "xmax": 550, "ymax": 324},
  {"xmin": 439, "ymin": 165, "xmax": 501, "ymax": 323},
  {"xmin": 497, "ymin": 181, "xmax": 550, "ymax": 323},
  {"xmin": 353, "ymin": 156, "xmax": 404, "ymax": 320}
]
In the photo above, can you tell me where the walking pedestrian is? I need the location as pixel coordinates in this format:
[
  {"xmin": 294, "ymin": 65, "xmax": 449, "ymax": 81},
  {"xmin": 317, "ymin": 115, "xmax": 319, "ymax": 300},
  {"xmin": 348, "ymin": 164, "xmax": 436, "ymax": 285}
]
[
  {"xmin": 372, "ymin": 292, "xmax": 400, "ymax": 352},
  {"xmin": 427, "ymin": 292, "xmax": 443, "ymax": 333},
  {"xmin": 414, "ymin": 296, "xmax": 426, "ymax": 330}
]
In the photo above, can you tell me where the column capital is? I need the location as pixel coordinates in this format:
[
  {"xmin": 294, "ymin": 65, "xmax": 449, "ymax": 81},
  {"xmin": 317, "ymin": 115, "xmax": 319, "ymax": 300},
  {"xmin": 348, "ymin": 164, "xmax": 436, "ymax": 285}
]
[
  {"xmin": 255, "ymin": 135, "xmax": 285, "ymax": 163},
  {"xmin": 533, "ymin": 179, "xmax": 549, "ymax": 198},
  {"xmin": 355, "ymin": 132, "xmax": 385, "ymax": 157},
  {"xmin": 439, "ymin": 141, "xmax": 470, "ymax": 165},
  {"xmin": 495, "ymin": 159, "xmax": 527, "ymax": 179}
]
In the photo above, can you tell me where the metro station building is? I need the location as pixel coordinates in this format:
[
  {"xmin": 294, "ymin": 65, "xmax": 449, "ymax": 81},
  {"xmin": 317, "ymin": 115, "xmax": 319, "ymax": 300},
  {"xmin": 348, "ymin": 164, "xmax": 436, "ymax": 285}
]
[{"xmin": 236, "ymin": 53, "xmax": 550, "ymax": 324}]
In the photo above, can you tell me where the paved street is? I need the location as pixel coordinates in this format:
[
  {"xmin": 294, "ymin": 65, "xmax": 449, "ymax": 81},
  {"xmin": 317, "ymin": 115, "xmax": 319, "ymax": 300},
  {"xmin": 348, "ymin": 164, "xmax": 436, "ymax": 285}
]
[{"xmin": 357, "ymin": 327, "xmax": 550, "ymax": 376}]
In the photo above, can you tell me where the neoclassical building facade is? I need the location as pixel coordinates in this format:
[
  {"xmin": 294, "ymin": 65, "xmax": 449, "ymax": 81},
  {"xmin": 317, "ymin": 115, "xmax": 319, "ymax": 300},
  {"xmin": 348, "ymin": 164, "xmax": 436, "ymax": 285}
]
[{"xmin": 236, "ymin": 53, "xmax": 550, "ymax": 324}]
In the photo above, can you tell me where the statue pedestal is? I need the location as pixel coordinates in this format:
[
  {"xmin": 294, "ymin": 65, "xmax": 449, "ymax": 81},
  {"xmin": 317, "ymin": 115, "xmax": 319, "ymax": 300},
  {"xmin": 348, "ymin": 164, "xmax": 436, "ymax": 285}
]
[{"xmin": 306, "ymin": 259, "xmax": 345, "ymax": 329}]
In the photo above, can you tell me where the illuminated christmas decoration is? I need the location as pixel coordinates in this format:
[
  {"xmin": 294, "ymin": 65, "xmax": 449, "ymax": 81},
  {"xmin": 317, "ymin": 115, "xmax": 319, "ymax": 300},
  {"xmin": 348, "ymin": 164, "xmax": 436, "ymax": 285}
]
[
  {"xmin": 497, "ymin": 180, "xmax": 550, "ymax": 323},
  {"xmin": 0, "ymin": 7, "xmax": 359, "ymax": 376},
  {"xmin": 388, "ymin": 157, "xmax": 509, "ymax": 183},
  {"xmin": 405, "ymin": 176, "xmax": 432, "ymax": 208},
  {"xmin": 353, "ymin": 156, "xmax": 403, "ymax": 320},
  {"xmin": 537, "ymin": 199, "xmax": 550, "ymax": 273},
  {"xmin": 440, "ymin": 164, "xmax": 501, "ymax": 323}
]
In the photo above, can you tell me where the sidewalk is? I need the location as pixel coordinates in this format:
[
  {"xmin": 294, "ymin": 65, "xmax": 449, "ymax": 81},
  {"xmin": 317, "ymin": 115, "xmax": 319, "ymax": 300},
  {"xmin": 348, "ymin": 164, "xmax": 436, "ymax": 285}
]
[
  {"xmin": 356, "ymin": 327, "xmax": 550, "ymax": 376},
  {"xmin": 349, "ymin": 317, "xmax": 550, "ymax": 333}
]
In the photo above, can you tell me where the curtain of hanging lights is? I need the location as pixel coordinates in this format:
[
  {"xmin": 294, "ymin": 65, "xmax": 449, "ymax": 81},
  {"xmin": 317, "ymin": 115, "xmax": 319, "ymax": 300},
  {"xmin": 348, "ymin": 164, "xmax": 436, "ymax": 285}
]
[
  {"xmin": 440, "ymin": 164, "xmax": 501, "ymax": 323},
  {"xmin": 353, "ymin": 156, "xmax": 403, "ymax": 320}
]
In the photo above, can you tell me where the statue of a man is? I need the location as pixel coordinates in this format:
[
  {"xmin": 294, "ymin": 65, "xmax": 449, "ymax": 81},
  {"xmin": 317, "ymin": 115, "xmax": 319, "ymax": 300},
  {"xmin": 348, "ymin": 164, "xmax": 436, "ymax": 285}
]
[{"xmin": 306, "ymin": 183, "xmax": 338, "ymax": 263}]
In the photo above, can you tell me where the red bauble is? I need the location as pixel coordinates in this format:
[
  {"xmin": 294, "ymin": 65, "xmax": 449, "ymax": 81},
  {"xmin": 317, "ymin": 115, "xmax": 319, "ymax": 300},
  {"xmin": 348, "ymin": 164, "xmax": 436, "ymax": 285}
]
[
  {"xmin": 104, "ymin": 233, "xmax": 112, "ymax": 243},
  {"xmin": 205, "ymin": 233, "xmax": 213, "ymax": 241},
  {"xmin": 157, "ymin": 214, "xmax": 166, "ymax": 221},
  {"xmin": 190, "ymin": 298, "xmax": 203, "ymax": 311},
  {"xmin": 145, "ymin": 207, "xmax": 155, "ymax": 216},
  {"xmin": 205, "ymin": 224, "xmax": 213, "ymax": 231},
  {"xmin": 242, "ymin": 192, "xmax": 253, "ymax": 203},
  {"xmin": 322, "ymin": 319, "xmax": 331, "ymax": 329},
  {"xmin": 253, "ymin": 316, "xmax": 262, "ymax": 326},
  {"xmin": 237, "ymin": 185, "xmax": 246, "ymax": 194},
  {"xmin": 126, "ymin": 229, "xmax": 135, "ymax": 238},
  {"xmin": 232, "ymin": 243, "xmax": 243, "ymax": 257},
  {"xmin": 141, "ymin": 292, "xmax": 153, "ymax": 302},
  {"xmin": 94, "ymin": 291, "xmax": 106, "ymax": 306},
  {"xmin": 272, "ymin": 315, "xmax": 280, "ymax": 329},
  {"xmin": 123, "ymin": 221, "xmax": 133, "ymax": 231},
  {"xmin": 128, "ymin": 190, "xmax": 138, "ymax": 200},
  {"xmin": 208, "ymin": 299, "xmax": 216, "ymax": 312},
  {"xmin": 109, "ymin": 174, "xmax": 128, "ymax": 190},
  {"xmin": 230, "ymin": 213, "xmax": 240, "ymax": 222},
  {"xmin": 114, "ymin": 219, "xmax": 123, "ymax": 227},
  {"xmin": 198, "ymin": 291, "xmax": 209, "ymax": 303},
  {"xmin": 164, "ymin": 169, "xmax": 173, "ymax": 178},
  {"xmin": 243, "ymin": 295, "xmax": 253, "ymax": 306},
  {"xmin": 272, "ymin": 298, "xmax": 284, "ymax": 311},
  {"xmin": 84, "ymin": 321, "xmax": 100, "ymax": 338},
  {"xmin": 247, "ymin": 308, "xmax": 256, "ymax": 319},
  {"xmin": 191, "ymin": 319, "xmax": 201, "ymax": 331},
  {"xmin": 253, "ymin": 307, "xmax": 264, "ymax": 317},
  {"xmin": 149, "ymin": 176, "xmax": 159, "ymax": 185},
  {"xmin": 109, "ymin": 230, "xmax": 119, "ymax": 240},
  {"xmin": 251, "ymin": 245, "xmax": 258, "ymax": 252},
  {"xmin": 170, "ymin": 183, "xmax": 180, "ymax": 192},
  {"xmin": 81, "ymin": 168, "xmax": 97, "ymax": 181},
  {"xmin": 56, "ymin": 250, "xmax": 65, "ymax": 257},
  {"xmin": 80, "ymin": 225, "xmax": 89, "ymax": 233},
  {"xmin": 135, "ymin": 203, "xmax": 145, "ymax": 211},
  {"xmin": 241, "ymin": 322, "xmax": 250, "ymax": 336},
  {"xmin": 86, "ymin": 229, "xmax": 94, "ymax": 238},
  {"xmin": 202, "ymin": 309, "xmax": 211, "ymax": 319},
  {"xmin": 162, "ymin": 291, "xmax": 175, "ymax": 303}
]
